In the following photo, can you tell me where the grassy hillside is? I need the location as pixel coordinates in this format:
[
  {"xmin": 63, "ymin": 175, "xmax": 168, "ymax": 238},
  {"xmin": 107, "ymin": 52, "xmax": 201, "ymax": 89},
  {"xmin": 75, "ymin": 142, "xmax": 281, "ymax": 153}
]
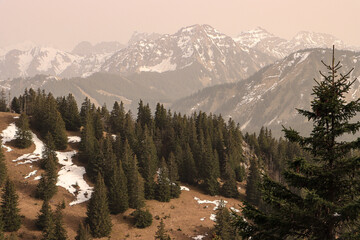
[{"xmin": 0, "ymin": 112, "xmax": 244, "ymax": 240}]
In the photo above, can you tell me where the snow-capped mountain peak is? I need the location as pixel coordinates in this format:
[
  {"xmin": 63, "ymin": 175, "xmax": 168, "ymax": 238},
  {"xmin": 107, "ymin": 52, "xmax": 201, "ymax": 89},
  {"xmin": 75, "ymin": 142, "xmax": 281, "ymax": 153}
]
[{"xmin": 234, "ymin": 27, "xmax": 275, "ymax": 48}]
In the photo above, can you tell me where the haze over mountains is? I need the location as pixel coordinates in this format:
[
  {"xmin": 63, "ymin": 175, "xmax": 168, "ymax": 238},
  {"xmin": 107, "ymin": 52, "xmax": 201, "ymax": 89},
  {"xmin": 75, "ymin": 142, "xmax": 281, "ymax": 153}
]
[{"xmin": 0, "ymin": 24, "xmax": 359, "ymax": 135}]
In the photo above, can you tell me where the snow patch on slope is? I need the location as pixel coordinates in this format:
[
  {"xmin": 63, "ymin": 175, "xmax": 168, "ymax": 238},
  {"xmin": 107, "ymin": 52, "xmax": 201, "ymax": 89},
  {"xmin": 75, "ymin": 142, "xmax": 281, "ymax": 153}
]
[{"xmin": 139, "ymin": 57, "xmax": 177, "ymax": 73}]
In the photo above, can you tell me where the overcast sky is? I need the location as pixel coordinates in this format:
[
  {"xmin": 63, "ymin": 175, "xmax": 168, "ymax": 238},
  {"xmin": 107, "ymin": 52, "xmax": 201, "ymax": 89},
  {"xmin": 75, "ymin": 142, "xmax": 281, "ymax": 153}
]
[{"xmin": 1, "ymin": 0, "xmax": 359, "ymax": 51}]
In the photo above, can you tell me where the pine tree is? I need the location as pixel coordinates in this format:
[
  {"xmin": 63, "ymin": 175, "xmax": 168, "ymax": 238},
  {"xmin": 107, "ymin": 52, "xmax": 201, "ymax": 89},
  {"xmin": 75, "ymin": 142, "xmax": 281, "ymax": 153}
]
[
  {"xmin": 1, "ymin": 179, "xmax": 21, "ymax": 232},
  {"xmin": 53, "ymin": 204, "xmax": 67, "ymax": 240},
  {"xmin": 86, "ymin": 174, "xmax": 112, "ymax": 238},
  {"xmin": 180, "ymin": 144, "xmax": 197, "ymax": 185},
  {"xmin": 0, "ymin": 89, "xmax": 7, "ymax": 112},
  {"xmin": 0, "ymin": 147, "xmax": 7, "ymax": 187},
  {"xmin": 156, "ymin": 158, "xmax": 171, "ymax": 202},
  {"xmin": 40, "ymin": 133, "xmax": 58, "ymax": 169},
  {"xmin": 14, "ymin": 113, "xmax": 32, "ymax": 148},
  {"xmin": 137, "ymin": 126, "xmax": 158, "ymax": 199},
  {"xmin": 127, "ymin": 155, "xmax": 145, "ymax": 209},
  {"xmin": 155, "ymin": 219, "xmax": 171, "ymax": 240},
  {"xmin": 221, "ymin": 158, "xmax": 239, "ymax": 198},
  {"xmin": 236, "ymin": 47, "xmax": 360, "ymax": 239},
  {"xmin": 214, "ymin": 201, "xmax": 235, "ymax": 240},
  {"xmin": 202, "ymin": 137, "xmax": 220, "ymax": 196},
  {"xmin": 108, "ymin": 159, "xmax": 129, "ymax": 214},
  {"xmin": 36, "ymin": 200, "xmax": 52, "ymax": 231},
  {"xmin": 75, "ymin": 223, "xmax": 92, "ymax": 240},
  {"xmin": 10, "ymin": 97, "xmax": 20, "ymax": 114},
  {"xmin": 245, "ymin": 159, "xmax": 261, "ymax": 207},
  {"xmin": 41, "ymin": 214, "xmax": 56, "ymax": 240},
  {"xmin": 36, "ymin": 155, "xmax": 58, "ymax": 200},
  {"xmin": 0, "ymin": 200, "xmax": 4, "ymax": 240},
  {"xmin": 168, "ymin": 152, "xmax": 181, "ymax": 198}
]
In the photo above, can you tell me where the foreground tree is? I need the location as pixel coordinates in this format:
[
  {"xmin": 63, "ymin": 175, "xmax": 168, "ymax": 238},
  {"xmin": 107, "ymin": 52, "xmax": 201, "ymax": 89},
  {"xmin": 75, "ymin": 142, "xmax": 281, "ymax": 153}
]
[
  {"xmin": 236, "ymin": 47, "xmax": 360, "ymax": 239},
  {"xmin": 1, "ymin": 179, "xmax": 21, "ymax": 232}
]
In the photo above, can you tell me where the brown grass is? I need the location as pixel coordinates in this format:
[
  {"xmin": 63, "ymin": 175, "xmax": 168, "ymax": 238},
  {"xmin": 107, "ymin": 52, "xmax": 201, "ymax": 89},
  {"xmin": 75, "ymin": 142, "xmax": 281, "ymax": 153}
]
[{"xmin": 0, "ymin": 112, "xmax": 244, "ymax": 240}]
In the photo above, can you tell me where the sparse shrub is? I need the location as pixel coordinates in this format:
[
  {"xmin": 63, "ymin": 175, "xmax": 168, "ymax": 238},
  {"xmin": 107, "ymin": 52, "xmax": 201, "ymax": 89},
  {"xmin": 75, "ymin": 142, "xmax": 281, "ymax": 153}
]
[{"xmin": 131, "ymin": 209, "xmax": 153, "ymax": 228}]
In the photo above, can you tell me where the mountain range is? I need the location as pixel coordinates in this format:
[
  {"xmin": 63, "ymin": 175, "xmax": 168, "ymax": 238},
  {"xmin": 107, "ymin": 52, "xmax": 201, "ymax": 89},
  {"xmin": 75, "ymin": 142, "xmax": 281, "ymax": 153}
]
[
  {"xmin": 172, "ymin": 48, "xmax": 360, "ymax": 136},
  {"xmin": 0, "ymin": 24, "xmax": 359, "ymax": 135}
]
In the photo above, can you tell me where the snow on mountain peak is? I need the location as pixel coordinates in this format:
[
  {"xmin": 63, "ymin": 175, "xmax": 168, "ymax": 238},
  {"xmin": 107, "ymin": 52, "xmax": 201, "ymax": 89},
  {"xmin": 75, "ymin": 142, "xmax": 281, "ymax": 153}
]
[{"xmin": 234, "ymin": 27, "xmax": 274, "ymax": 48}]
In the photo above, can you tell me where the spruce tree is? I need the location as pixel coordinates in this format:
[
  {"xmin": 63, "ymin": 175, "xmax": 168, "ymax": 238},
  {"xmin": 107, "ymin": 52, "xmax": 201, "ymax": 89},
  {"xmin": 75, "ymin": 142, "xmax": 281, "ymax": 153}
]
[
  {"xmin": 10, "ymin": 97, "xmax": 20, "ymax": 114},
  {"xmin": 36, "ymin": 200, "xmax": 52, "ymax": 231},
  {"xmin": 0, "ymin": 200, "xmax": 4, "ymax": 240},
  {"xmin": 155, "ymin": 219, "xmax": 171, "ymax": 240},
  {"xmin": 137, "ymin": 126, "xmax": 158, "ymax": 200},
  {"xmin": 75, "ymin": 223, "xmax": 92, "ymax": 240},
  {"xmin": 41, "ymin": 214, "xmax": 56, "ymax": 240},
  {"xmin": 86, "ymin": 174, "xmax": 112, "ymax": 238},
  {"xmin": 40, "ymin": 133, "xmax": 58, "ymax": 169},
  {"xmin": 236, "ymin": 47, "xmax": 360, "ymax": 239},
  {"xmin": 245, "ymin": 159, "xmax": 261, "ymax": 207},
  {"xmin": 14, "ymin": 113, "xmax": 32, "ymax": 149},
  {"xmin": 0, "ymin": 148, "xmax": 7, "ymax": 187},
  {"xmin": 181, "ymin": 144, "xmax": 197, "ymax": 185},
  {"xmin": 168, "ymin": 152, "xmax": 181, "ymax": 198},
  {"xmin": 1, "ymin": 179, "xmax": 21, "ymax": 232},
  {"xmin": 108, "ymin": 159, "xmax": 129, "ymax": 214},
  {"xmin": 214, "ymin": 201, "xmax": 236, "ymax": 240},
  {"xmin": 156, "ymin": 158, "xmax": 171, "ymax": 202},
  {"xmin": 54, "ymin": 205, "xmax": 67, "ymax": 240},
  {"xmin": 221, "ymin": 158, "xmax": 239, "ymax": 198},
  {"xmin": 36, "ymin": 156, "xmax": 58, "ymax": 200},
  {"xmin": 127, "ymin": 155, "xmax": 145, "ymax": 209}
]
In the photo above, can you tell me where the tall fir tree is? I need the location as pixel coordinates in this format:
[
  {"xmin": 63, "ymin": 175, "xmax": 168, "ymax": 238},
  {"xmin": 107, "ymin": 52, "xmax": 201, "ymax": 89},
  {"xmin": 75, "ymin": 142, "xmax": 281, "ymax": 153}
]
[
  {"xmin": 86, "ymin": 174, "xmax": 112, "ymax": 238},
  {"xmin": 53, "ymin": 204, "xmax": 67, "ymax": 240},
  {"xmin": 137, "ymin": 126, "xmax": 158, "ymax": 200},
  {"xmin": 156, "ymin": 158, "xmax": 171, "ymax": 202},
  {"xmin": 245, "ymin": 159, "xmax": 261, "ymax": 207},
  {"xmin": 36, "ymin": 200, "xmax": 52, "ymax": 231},
  {"xmin": 1, "ymin": 179, "xmax": 21, "ymax": 232},
  {"xmin": 14, "ymin": 113, "xmax": 32, "ymax": 148},
  {"xmin": 36, "ymin": 153, "xmax": 58, "ymax": 200},
  {"xmin": 75, "ymin": 223, "xmax": 92, "ymax": 240},
  {"xmin": 108, "ymin": 159, "xmax": 129, "ymax": 214},
  {"xmin": 236, "ymin": 47, "xmax": 360, "ymax": 239},
  {"xmin": 221, "ymin": 157, "xmax": 239, "ymax": 198},
  {"xmin": 167, "ymin": 152, "xmax": 181, "ymax": 198},
  {"xmin": 0, "ymin": 147, "xmax": 7, "ymax": 187},
  {"xmin": 127, "ymin": 155, "xmax": 145, "ymax": 209},
  {"xmin": 0, "ymin": 198, "xmax": 4, "ymax": 240},
  {"xmin": 40, "ymin": 133, "xmax": 58, "ymax": 169},
  {"xmin": 214, "ymin": 200, "xmax": 239, "ymax": 240}
]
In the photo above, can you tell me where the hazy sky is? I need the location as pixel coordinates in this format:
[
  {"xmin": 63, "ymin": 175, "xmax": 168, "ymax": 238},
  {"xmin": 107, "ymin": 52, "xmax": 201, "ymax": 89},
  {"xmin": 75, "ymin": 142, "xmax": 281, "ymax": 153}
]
[{"xmin": 1, "ymin": 0, "xmax": 360, "ymax": 51}]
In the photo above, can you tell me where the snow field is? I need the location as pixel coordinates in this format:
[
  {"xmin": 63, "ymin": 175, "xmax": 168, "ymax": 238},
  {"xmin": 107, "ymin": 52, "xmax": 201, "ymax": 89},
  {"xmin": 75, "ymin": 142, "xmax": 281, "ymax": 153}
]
[{"xmin": 1, "ymin": 120, "xmax": 93, "ymax": 205}]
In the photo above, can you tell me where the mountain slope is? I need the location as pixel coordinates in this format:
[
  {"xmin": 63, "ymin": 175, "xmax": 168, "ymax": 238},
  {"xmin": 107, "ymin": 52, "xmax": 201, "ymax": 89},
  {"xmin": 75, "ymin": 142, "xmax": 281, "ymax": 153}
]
[{"xmin": 172, "ymin": 48, "xmax": 360, "ymax": 136}]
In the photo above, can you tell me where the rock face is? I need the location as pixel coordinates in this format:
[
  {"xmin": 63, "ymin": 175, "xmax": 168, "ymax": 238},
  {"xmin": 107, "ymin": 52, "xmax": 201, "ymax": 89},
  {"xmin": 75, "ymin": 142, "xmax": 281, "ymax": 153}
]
[{"xmin": 172, "ymin": 48, "xmax": 360, "ymax": 137}]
